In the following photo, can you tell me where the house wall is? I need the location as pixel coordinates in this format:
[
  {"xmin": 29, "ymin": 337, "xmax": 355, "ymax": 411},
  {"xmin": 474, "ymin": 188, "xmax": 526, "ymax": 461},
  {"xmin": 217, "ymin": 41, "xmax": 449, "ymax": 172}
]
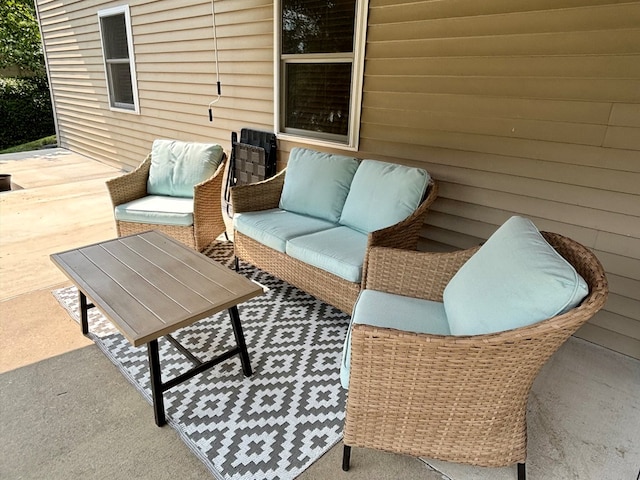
[
  {"xmin": 36, "ymin": 0, "xmax": 640, "ymax": 359},
  {"xmin": 35, "ymin": 0, "xmax": 274, "ymax": 169}
]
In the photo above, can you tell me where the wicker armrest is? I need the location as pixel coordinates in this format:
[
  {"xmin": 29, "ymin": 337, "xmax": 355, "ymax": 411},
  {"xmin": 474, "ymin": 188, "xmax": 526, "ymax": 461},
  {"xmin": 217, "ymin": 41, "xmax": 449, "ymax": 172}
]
[
  {"xmin": 105, "ymin": 155, "xmax": 152, "ymax": 207},
  {"xmin": 364, "ymin": 245, "xmax": 477, "ymax": 301},
  {"xmin": 193, "ymin": 153, "xmax": 226, "ymax": 223},
  {"xmin": 231, "ymin": 168, "xmax": 286, "ymax": 213}
]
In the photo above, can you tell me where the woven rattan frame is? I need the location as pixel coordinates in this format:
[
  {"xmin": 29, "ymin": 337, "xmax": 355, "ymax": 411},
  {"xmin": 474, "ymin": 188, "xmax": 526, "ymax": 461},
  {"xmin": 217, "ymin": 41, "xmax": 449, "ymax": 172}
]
[
  {"xmin": 231, "ymin": 174, "xmax": 438, "ymax": 315},
  {"xmin": 343, "ymin": 233, "xmax": 609, "ymax": 468},
  {"xmin": 106, "ymin": 153, "xmax": 227, "ymax": 252}
]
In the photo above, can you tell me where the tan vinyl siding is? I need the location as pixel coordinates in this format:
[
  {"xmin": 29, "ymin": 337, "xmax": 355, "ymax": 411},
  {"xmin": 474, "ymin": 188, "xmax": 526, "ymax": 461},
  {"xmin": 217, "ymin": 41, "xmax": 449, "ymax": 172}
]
[
  {"xmin": 36, "ymin": 0, "xmax": 274, "ymax": 170},
  {"xmin": 358, "ymin": 0, "xmax": 640, "ymax": 359},
  {"xmin": 37, "ymin": 0, "xmax": 639, "ymax": 358}
]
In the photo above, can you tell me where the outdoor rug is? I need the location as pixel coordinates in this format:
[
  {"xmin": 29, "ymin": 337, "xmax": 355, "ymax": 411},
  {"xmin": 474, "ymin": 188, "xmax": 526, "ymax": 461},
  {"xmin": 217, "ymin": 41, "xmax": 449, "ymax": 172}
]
[{"xmin": 52, "ymin": 240, "xmax": 350, "ymax": 480}]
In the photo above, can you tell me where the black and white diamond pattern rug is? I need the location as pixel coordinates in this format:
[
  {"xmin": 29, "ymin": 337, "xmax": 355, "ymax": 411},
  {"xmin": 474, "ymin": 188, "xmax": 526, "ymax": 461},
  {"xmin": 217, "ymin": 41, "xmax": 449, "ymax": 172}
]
[{"xmin": 52, "ymin": 240, "xmax": 350, "ymax": 480}]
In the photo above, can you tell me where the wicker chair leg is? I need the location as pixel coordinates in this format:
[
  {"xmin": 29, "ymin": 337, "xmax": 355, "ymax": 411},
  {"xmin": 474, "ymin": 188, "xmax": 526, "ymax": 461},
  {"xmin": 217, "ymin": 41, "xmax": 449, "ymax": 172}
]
[
  {"xmin": 518, "ymin": 463, "xmax": 526, "ymax": 480},
  {"xmin": 342, "ymin": 445, "xmax": 351, "ymax": 472}
]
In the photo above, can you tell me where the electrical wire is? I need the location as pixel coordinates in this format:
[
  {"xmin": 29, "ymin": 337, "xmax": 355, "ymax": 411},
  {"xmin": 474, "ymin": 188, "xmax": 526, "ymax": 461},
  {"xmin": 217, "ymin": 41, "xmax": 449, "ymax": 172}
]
[{"xmin": 208, "ymin": 0, "xmax": 221, "ymax": 121}]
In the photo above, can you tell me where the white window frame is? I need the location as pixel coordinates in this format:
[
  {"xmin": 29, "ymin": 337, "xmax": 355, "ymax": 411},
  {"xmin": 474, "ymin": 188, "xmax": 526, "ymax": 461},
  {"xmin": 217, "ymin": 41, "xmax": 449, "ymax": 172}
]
[
  {"xmin": 274, "ymin": 0, "xmax": 368, "ymax": 150},
  {"xmin": 97, "ymin": 5, "xmax": 140, "ymax": 114}
]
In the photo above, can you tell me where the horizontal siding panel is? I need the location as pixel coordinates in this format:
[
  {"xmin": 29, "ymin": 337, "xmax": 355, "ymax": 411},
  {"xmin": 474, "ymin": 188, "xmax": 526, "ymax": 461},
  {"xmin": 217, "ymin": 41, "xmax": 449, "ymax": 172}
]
[
  {"xmin": 607, "ymin": 274, "xmax": 640, "ymax": 304},
  {"xmin": 137, "ymin": 60, "xmax": 272, "ymax": 76},
  {"xmin": 134, "ymin": 23, "xmax": 272, "ymax": 46},
  {"xmin": 137, "ymin": 48, "xmax": 273, "ymax": 65},
  {"xmin": 360, "ymin": 125, "xmax": 640, "ymax": 199},
  {"xmin": 367, "ymin": 29, "xmax": 640, "ymax": 57},
  {"xmin": 590, "ymin": 311, "xmax": 640, "ymax": 341},
  {"xmin": 609, "ymin": 103, "xmax": 640, "ymax": 127},
  {"xmin": 603, "ymin": 126, "xmax": 640, "ymax": 150},
  {"xmin": 370, "ymin": 4, "xmax": 640, "ymax": 39},
  {"xmin": 133, "ymin": 34, "xmax": 273, "ymax": 54},
  {"xmin": 362, "ymin": 106, "xmax": 608, "ymax": 146},
  {"xmin": 369, "ymin": 0, "xmax": 636, "ymax": 22},
  {"xmin": 363, "ymin": 91, "xmax": 613, "ymax": 124},
  {"xmin": 438, "ymin": 183, "xmax": 640, "ymax": 237},
  {"xmin": 138, "ymin": 72, "xmax": 273, "ymax": 88},
  {"xmin": 365, "ymin": 76, "xmax": 640, "ymax": 103},
  {"xmin": 365, "ymin": 55, "xmax": 640, "ymax": 78},
  {"xmin": 592, "ymin": 251, "xmax": 640, "ymax": 282},
  {"xmin": 430, "ymin": 198, "xmax": 601, "ymax": 247},
  {"xmin": 359, "ymin": 126, "xmax": 640, "ymax": 173},
  {"xmin": 575, "ymin": 323, "xmax": 640, "ymax": 359},
  {"xmin": 594, "ymin": 232, "xmax": 640, "ymax": 260},
  {"xmin": 605, "ymin": 294, "xmax": 640, "ymax": 322},
  {"xmin": 139, "ymin": 81, "xmax": 272, "ymax": 101}
]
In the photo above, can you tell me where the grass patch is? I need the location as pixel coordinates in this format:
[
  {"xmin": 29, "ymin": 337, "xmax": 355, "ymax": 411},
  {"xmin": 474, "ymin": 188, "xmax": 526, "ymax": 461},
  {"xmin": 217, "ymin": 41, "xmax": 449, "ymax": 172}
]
[{"xmin": 0, "ymin": 135, "xmax": 57, "ymax": 154}]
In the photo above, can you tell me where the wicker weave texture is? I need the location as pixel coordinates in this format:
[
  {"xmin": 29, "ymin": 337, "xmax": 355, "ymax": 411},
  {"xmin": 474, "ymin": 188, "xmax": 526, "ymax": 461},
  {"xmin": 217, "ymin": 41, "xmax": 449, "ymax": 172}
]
[
  {"xmin": 235, "ymin": 232, "xmax": 361, "ymax": 314},
  {"xmin": 106, "ymin": 154, "xmax": 227, "ymax": 252},
  {"xmin": 344, "ymin": 232, "xmax": 609, "ymax": 468},
  {"xmin": 231, "ymin": 174, "xmax": 438, "ymax": 315}
]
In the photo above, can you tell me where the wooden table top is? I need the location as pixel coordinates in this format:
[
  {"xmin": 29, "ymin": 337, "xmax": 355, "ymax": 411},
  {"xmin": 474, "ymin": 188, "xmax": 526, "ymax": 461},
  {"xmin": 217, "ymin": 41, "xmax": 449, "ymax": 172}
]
[{"xmin": 51, "ymin": 231, "xmax": 264, "ymax": 347}]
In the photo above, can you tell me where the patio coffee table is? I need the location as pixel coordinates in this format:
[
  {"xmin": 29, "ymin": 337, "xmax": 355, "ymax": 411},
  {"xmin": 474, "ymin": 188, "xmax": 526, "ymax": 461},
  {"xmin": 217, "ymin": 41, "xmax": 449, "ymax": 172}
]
[{"xmin": 51, "ymin": 230, "xmax": 264, "ymax": 426}]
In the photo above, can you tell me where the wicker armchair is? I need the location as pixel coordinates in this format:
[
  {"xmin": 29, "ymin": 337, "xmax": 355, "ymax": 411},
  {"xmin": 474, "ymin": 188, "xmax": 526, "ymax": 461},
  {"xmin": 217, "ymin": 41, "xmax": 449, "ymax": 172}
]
[
  {"xmin": 106, "ymin": 152, "xmax": 227, "ymax": 252},
  {"xmin": 342, "ymin": 233, "xmax": 609, "ymax": 479}
]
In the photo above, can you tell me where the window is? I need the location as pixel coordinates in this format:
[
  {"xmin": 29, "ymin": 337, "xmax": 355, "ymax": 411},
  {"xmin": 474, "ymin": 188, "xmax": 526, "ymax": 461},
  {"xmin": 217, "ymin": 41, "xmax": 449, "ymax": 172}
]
[
  {"xmin": 98, "ymin": 5, "xmax": 139, "ymax": 113},
  {"xmin": 276, "ymin": 0, "xmax": 367, "ymax": 148}
]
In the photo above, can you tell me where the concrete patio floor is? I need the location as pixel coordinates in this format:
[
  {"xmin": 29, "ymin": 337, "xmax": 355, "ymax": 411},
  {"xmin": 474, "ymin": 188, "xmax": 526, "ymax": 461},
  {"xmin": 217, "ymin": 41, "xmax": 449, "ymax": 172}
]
[{"xmin": 1, "ymin": 148, "xmax": 638, "ymax": 480}]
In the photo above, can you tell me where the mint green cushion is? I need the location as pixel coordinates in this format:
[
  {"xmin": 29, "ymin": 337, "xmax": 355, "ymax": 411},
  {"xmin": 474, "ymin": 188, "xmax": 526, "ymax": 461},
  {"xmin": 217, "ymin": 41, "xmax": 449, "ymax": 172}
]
[
  {"xmin": 147, "ymin": 139, "xmax": 224, "ymax": 198},
  {"xmin": 340, "ymin": 290, "xmax": 450, "ymax": 389},
  {"xmin": 285, "ymin": 226, "xmax": 368, "ymax": 283},
  {"xmin": 339, "ymin": 160, "xmax": 429, "ymax": 234},
  {"xmin": 114, "ymin": 195, "xmax": 194, "ymax": 226},
  {"xmin": 234, "ymin": 209, "xmax": 337, "ymax": 253},
  {"xmin": 279, "ymin": 148, "xmax": 359, "ymax": 223},
  {"xmin": 443, "ymin": 216, "xmax": 589, "ymax": 336}
]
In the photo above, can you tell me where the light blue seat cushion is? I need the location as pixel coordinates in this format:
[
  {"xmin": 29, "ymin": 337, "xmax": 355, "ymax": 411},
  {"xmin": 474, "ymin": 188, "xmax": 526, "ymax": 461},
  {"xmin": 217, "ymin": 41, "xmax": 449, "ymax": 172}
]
[
  {"xmin": 285, "ymin": 226, "xmax": 368, "ymax": 283},
  {"xmin": 147, "ymin": 139, "xmax": 224, "ymax": 198},
  {"xmin": 234, "ymin": 209, "xmax": 337, "ymax": 253},
  {"xmin": 279, "ymin": 147, "xmax": 359, "ymax": 223},
  {"xmin": 339, "ymin": 159, "xmax": 430, "ymax": 234},
  {"xmin": 443, "ymin": 216, "xmax": 589, "ymax": 336},
  {"xmin": 114, "ymin": 195, "xmax": 194, "ymax": 226},
  {"xmin": 340, "ymin": 290, "xmax": 450, "ymax": 389}
]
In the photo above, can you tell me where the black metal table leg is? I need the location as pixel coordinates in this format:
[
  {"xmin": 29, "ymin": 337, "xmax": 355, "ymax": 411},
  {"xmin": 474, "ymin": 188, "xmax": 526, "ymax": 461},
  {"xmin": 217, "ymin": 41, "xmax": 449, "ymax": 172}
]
[
  {"xmin": 79, "ymin": 291, "xmax": 89, "ymax": 335},
  {"xmin": 147, "ymin": 339, "xmax": 166, "ymax": 427},
  {"xmin": 228, "ymin": 306, "xmax": 252, "ymax": 377}
]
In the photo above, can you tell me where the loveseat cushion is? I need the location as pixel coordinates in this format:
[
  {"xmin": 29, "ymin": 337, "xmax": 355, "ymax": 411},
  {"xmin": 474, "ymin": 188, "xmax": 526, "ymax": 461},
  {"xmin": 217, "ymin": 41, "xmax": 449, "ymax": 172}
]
[
  {"xmin": 279, "ymin": 148, "xmax": 359, "ymax": 223},
  {"xmin": 147, "ymin": 139, "xmax": 224, "ymax": 198},
  {"xmin": 443, "ymin": 216, "xmax": 589, "ymax": 336},
  {"xmin": 339, "ymin": 160, "xmax": 430, "ymax": 234},
  {"xmin": 340, "ymin": 290, "xmax": 450, "ymax": 389},
  {"xmin": 285, "ymin": 226, "xmax": 368, "ymax": 283},
  {"xmin": 114, "ymin": 195, "xmax": 194, "ymax": 226},
  {"xmin": 234, "ymin": 208, "xmax": 337, "ymax": 253}
]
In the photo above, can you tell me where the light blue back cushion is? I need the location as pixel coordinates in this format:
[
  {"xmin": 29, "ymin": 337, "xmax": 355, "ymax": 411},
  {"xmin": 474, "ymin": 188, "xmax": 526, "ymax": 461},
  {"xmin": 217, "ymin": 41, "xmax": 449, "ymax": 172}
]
[
  {"xmin": 339, "ymin": 160, "xmax": 429, "ymax": 234},
  {"xmin": 279, "ymin": 148, "xmax": 359, "ymax": 223},
  {"xmin": 443, "ymin": 216, "xmax": 589, "ymax": 336},
  {"xmin": 340, "ymin": 290, "xmax": 450, "ymax": 389},
  {"xmin": 147, "ymin": 139, "xmax": 224, "ymax": 198}
]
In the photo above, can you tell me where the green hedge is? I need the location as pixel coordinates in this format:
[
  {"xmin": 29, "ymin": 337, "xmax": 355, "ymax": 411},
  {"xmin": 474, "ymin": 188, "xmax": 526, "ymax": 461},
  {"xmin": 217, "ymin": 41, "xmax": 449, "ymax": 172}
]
[{"xmin": 0, "ymin": 76, "xmax": 55, "ymax": 150}]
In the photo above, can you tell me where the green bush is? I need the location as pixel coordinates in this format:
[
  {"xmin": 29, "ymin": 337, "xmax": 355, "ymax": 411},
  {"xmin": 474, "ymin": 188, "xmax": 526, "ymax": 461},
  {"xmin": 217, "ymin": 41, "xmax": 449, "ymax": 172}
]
[{"xmin": 0, "ymin": 76, "xmax": 55, "ymax": 150}]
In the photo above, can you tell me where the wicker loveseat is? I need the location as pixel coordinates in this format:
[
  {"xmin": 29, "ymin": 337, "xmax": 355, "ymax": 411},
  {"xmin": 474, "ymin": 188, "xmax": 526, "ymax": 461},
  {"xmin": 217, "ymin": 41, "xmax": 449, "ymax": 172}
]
[
  {"xmin": 341, "ymin": 216, "xmax": 609, "ymax": 479},
  {"xmin": 231, "ymin": 147, "xmax": 438, "ymax": 315},
  {"xmin": 106, "ymin": 140, "xmax": 227, "ymax": 252}
]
